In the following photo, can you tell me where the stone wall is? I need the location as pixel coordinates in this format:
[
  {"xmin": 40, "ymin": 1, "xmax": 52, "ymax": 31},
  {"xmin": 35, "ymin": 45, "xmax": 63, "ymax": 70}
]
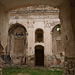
[
  {"xmin": 52, "ymin": 24, "xmax": 64, "ymax": 66},
  {"xmin": 0, "ymin": 2, "xmax": 9, "ymax": 75},
  {"xmin": 0, "ymin": 2, "xmax": 9, "ymax": 51},
  {"xmin": 60, "ymin": 0, "xmax": 75, "ymax": 74},
  {"xmin": 8, "ymin": 6, "xmax": 63, "ymax": 67},
  {"xmin": 9, "ymin": 25, "xmax": 27, "ymax": 64}
]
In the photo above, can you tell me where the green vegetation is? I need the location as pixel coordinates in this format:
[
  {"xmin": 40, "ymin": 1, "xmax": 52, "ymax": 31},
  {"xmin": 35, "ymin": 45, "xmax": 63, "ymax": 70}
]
[{"xmin": 2, "ymin": 67, "xmax": 63, "ymax": 75}]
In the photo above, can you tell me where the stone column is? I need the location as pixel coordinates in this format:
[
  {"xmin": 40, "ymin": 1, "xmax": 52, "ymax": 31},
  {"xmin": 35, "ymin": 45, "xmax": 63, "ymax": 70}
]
[
  {"xmin": 60, "ymin": 0, "xmax": 75, "ymax": 75},
  {"xmin": 27, "ymin": 22, "xmax": 35, "ymax": 66},
  {"xmin": 44, "ymin": 23, "xmax": 53, "ymax": 67}
]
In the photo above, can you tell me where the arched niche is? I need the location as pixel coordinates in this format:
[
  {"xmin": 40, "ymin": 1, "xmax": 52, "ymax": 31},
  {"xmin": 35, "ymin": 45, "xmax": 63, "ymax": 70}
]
[
  {"xmin": 8, "ymin": 23, "xmax": 27, "ymax": 64},
  {"xmin": 35, "ymin": 28, "xmax": 44, "ymax": 43},
  {"xmin": 52, "ymin": 24, "xmax": 61, "ymax": 52}
]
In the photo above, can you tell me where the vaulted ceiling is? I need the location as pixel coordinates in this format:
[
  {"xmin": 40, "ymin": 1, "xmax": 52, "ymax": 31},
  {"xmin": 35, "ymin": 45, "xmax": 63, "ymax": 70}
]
[{"xmin": 0, "ymin": 0, "xmax": 63, "ymax": 10}]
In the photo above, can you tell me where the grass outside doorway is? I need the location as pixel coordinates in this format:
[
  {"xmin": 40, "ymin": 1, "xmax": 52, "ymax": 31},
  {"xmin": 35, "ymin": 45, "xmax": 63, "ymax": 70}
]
[{"xmin": 2, "ymin": 67, "xmax": 63, "ymax": 75}]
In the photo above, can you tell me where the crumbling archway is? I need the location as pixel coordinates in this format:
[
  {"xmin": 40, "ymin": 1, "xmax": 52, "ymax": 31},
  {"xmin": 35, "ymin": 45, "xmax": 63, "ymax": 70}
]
[
  {"xmin": 51, "ymin": 24, "xmax": 64, "ymax": 66},
  {"xmin": 52, "ymin": 24, "xmax": 61, "ymax": 53},
  {"xmin": 8, "ymin": 23, "xmax": 27, "ymax": 64}
]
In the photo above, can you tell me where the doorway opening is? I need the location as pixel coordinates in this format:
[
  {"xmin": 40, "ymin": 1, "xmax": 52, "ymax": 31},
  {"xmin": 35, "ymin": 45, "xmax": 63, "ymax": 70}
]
[{"xmin": 35, "ymin": 45, "xmax": 44, "ymax": 66}]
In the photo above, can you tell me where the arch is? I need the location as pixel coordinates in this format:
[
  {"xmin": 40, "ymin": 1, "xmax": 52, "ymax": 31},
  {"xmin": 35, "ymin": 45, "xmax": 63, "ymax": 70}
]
[
  {"xmin": 52, "ymin": 24, "xmax": 62, "ymax": 64},
  {"xmin": 35, "ymin": 45, "xmax": 44, "ymax": 49},
  {"xmin": 35, "ymin": 45, "xmax": 44, "ymax": 66},
  {"xmin": 51, "ymin": 24, "xmax": 60, "ymax": 32},
  {"xmin": 8, "ymin": 23, "xmax": 27, "ymax": 64},
  {"xmin": 35, "ymin": 28, "xmax": 44, "ymax": 32},
  {"xmin": 8, "ymin": 23, "xmax": 27, "ymax": 35},
  {"xmin": 35, "ymin": 28, "xmax": 44, "ymax": 42}
]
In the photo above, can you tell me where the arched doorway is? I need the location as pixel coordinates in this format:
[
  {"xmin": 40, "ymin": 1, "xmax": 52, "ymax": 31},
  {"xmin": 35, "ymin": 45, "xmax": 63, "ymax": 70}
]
[{"xmin": 35, "ymin": 45, "xmax": 44, "ymax": 66}]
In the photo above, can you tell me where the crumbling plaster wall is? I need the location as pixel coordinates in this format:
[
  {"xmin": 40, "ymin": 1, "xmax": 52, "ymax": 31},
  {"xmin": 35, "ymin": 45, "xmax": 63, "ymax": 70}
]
[
  {"xmin": 60, "ymin": 0, "xmax": 75, "ymax": 57},
  {"xmin": 9, "ymin": 7, "xmax": 60, "ymax": 67},
  {"xmin": 9, "ymin": 26, "xmax": 26, "ymax": 64},
  {"xmin": 0, "ymin": 2, "xmax": 9, "ymax": 51},
  {"xmin": 60, "ymin": 0, "xmax": 75, "ymax": 74},
  {"xmin": 71, "ymin": 1, "xmax": 75, "ymax": 42},
  {"xmin": 52, "ymin": 25, "xmax": 64, "ymax": 66}
]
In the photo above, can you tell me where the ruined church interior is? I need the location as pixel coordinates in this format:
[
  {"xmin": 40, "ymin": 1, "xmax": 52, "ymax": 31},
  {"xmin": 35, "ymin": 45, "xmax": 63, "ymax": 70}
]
[{"xmin": 0, "ymin": 0, "xmax": 75, "ymax": 75}]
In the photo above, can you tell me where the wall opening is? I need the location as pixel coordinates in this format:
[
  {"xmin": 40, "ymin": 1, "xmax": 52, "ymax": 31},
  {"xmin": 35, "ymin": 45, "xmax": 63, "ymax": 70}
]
[
  {"xmin": 35, "ymin": 29, "xmax": 44, "ymax": 43},
  {"xmin": 35, "ymin": 45, "xmax": 44, "ymax": 66}
]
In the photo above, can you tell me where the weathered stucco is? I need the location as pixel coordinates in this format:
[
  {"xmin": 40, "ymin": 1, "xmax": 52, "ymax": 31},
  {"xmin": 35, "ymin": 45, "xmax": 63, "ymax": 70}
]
[
  {"xmin": 60, "ymin": 0, "xmax": 75, "ymax": 74},
  {"xmin": 7, "ymin": 6, "xmax": 64, "ymax": 67},
  {"xmin": 0, "ymin": 2, "xmax": 9, "ymax": 51}
]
